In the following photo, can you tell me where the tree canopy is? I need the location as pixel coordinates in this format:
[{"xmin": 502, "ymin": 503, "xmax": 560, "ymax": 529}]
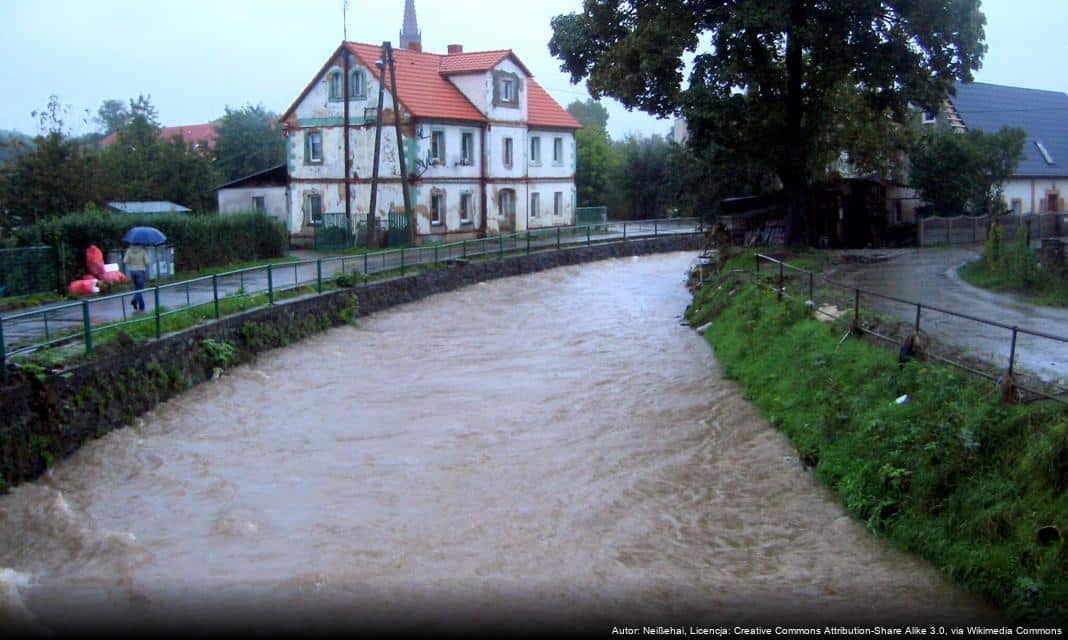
[
  {"xmin": 213, "ymin": 104, "xmax": 286, "ymax": 182},
  {"xmin": 566, "ymin": 98, "xmax": 610, "ymax": 131},
  {"xmin": 908, "ymin": 126, "xmax": 1025, "ymax": 217},
  {"xmin": 550, "ymin": 0, "xmax": 987, "ymax": 243}
]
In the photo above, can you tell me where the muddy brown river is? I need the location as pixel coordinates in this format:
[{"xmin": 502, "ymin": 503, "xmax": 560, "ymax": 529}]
[{"xmin": 0, "ymin": 252, "xmax": 997, "ymax": 633}]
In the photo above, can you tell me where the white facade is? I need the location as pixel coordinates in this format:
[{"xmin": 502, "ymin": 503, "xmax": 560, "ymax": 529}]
[
  {"xmin": 281, "ymin": 44, "xmax": 578, "ymax": 246},
  {"xmin": 218, "ymin": 186, "xmax": 287, "ymax": 224},
  {"xmin": 1002, "ymin": 178, "xmax": 1067, "ymax": 215}
]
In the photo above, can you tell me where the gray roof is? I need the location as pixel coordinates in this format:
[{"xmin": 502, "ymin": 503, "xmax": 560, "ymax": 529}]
[
  {"xmin": 950, "ymin": 81, "xmax": 1068, "ymax": 178},
  {"xmin": 107, "ymin": 201, "xmax": 192, "ymax": 214}
]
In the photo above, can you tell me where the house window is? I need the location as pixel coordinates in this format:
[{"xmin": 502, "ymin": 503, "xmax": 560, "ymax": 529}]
[
  {"xmin": 554, "ymin": 191, "xmax": 562, "ymax": 216},
  {"xmin": 461, "ymin": 132, "xmax": 474, "ymax": 165},
  {"xmin": 251, "ymin": 196, "xmax": 265, "ymax": 213},
  {"xmin": 328, "ymin": 71, "xmax": 342, "ymax": 100},
  {"xmin": 305, "ymin": 193, "xmax": 323, "ymax": 225},
  {"xmin": 530, "ymin": 136, "xmax": 541, "ymax": 165},
  {"xmin": 503, "ymin": 137, "xmax": 513, "ymax": 168},
  {"xmin": 553, "ymin": 137, "xmax": 563, "ymax": 164},
  {"xmin": 431, "ymin": 193, "xmax": 444, "ymax": 225},
  {"xmin": 1011, "ymin": 198, "xmax": 1023, "ymax": 214},
  {"xmin": 431, "ymin": 130, "xmax": 445, "ymax": 164},
  {"xmin": 351, "ymin": 70, "xmax": 366, "ymax": 98},
  {"xmin": 460, "ymin": 192, "xmax": 472, "ymax": 223},
  {"xmin": 305, "ymin": 130, "xmax": 323, "ymax": 164},
  {"xmin": 922, "ymin": 111, "xmax": 936, "ymax": 125},
  {"xmin": 530, "ymin": 192, "xmax": 540, "ymax": 217},
  {"xmin": 493, "ymin": 70, "xmax": 520, "ymax": 108}
]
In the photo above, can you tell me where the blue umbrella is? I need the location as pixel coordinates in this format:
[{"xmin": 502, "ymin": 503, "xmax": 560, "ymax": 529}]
[{"xmin": 122, "ymin": 226, "xmax": 167, "ymax": 246}]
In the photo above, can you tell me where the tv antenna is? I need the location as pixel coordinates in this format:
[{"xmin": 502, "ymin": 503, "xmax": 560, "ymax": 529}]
[{"xmin": 342, "ymin": 0, "xmax": 349, "ymax": 40}]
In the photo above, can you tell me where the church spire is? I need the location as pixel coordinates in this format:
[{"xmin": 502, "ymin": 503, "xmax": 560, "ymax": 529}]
[{"xmin": 399, "ymin": 0, "xmax": 421, "ymax": 51}]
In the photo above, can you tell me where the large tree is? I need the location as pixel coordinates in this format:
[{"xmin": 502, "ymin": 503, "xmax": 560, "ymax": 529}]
[
  {"xmin": 213, "ymin": 104, "xmax": 285, "ymax": 182},
  {"xmin": 549, "ymin": 0, "xmax": 986, "ymax": 244},
  {"xmin": 95, "ymin": 99, "xmax": 131, "ymax": 135}
]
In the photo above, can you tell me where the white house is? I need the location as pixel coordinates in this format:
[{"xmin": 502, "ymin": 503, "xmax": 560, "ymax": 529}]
[{"xmin": 277, "ymin": 36, "xmax": 580, "ymax": 246}]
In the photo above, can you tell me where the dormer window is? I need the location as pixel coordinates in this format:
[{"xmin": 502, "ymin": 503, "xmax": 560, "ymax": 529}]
[{"xmin": 493, "ymin": 70, "xmax": 520, "ymax": 108}]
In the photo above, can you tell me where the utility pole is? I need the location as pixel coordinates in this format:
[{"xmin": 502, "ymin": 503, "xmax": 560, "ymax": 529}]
[
  {"xmin": 385, "ymin": 42, "xmax": 413, "ymax": 244},
  {"xmin": 367, "ymin": 42, "xmax": 388, "ymax": 249},
  {"xmin": 343, "ymin": 48, "xmax": 351, "ymax": 228}
]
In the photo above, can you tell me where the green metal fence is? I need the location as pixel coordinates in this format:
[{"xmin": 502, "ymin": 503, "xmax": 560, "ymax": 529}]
[
  {"xmin": 0, "ymin": 217, "xmax": 702, "ymax": 382},
  {"xmin": 387, "ymin": 212, "xmax": 410, "ymax": 248},
  {"xmin": 314, "ymin": 213, "xmax": 353, "ymax": 251},
  {"xmin": 0, "ymin": 246, "xmax": 58, "ymax": 297},
  {"xmin": 576, "ymin": 206, "xmax": 608, "ymax": 226}
]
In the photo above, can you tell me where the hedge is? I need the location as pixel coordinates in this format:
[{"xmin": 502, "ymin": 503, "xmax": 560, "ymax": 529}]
[{"xmin": 16, "ymin": 211, "xmax": 288, "ymax": 277}]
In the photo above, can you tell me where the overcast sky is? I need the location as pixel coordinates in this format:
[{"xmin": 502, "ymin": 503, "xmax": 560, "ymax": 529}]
[{"xmin": 1, "ymin": 0, "xmax": 1065, "ymax": 141}]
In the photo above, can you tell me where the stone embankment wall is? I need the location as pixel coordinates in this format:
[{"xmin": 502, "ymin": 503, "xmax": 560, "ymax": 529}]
[{"xmin": 0, "ymin": 235, "xmax": 703, "ymax": 489}]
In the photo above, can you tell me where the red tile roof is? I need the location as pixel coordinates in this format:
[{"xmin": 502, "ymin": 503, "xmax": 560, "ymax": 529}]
[
  {"xmin": 282, "ymin": 42, "xmax": 579, "ymax": 130},
  {"xmin": 344, "ymin": 42, "xmax": 486, "ymax": 123},
  {"xmin": 438, "ymin": 50, "xmax": 533, "ymax": 77},
  {"xmin": 100, "ymin": 123, "xmax": 218, "ymax": 148},
  {"xmin": 527, "ymin": 79, "xmax": 582, "ymax": 130}
]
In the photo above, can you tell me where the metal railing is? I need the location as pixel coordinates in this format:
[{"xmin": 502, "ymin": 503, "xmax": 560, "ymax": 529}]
[
  {"xmin": 0, "ymin": 218, "xmax": 702, "ymax": 382},
  {"xmin": 749, "ymin": 253, "xmax": 1068, "ymax": 404}
]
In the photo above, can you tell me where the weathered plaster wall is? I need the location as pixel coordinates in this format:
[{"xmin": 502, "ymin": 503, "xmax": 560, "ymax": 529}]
[
  {"xmin": 484, "ymin": 59, "xmax": 529, "ymax": 122},
  {"xmin": 0, "ymin": 235, "xmax": 703, "ymax": 490},
  {"xmin": 1004, "ymin": 178, "xmax": 1068, "ymax": 214},
  {"xmin": 293, "ymin": 59, "xmax": 388, "ymax": 123},
  {"xmin": 218, "ymin": 187, "xmax": 288, "ymax": 225}
]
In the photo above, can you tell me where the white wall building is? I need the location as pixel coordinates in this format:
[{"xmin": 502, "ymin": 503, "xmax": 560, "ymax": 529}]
[{"xmin": 277, "ymin": 39, "xmax": 580, "ymax": 246}]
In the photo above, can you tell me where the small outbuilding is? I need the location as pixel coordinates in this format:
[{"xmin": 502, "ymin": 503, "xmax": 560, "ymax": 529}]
[
  {"xmin": 215, "ymin": 164, "xmax": 288, "ymax": 225},
  {"xmin": 107, "ymin": 201, "xmax": 192, "ymax": 214}
]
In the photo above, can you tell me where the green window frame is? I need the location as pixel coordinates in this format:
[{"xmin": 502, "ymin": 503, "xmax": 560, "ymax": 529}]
[
  {"xmin": 350, "ymin": 70, "xmax": 366, "ymax": 98},
  {"xmin": 304, "ymin": 130, "xmax": 324, "ymax": 164}
]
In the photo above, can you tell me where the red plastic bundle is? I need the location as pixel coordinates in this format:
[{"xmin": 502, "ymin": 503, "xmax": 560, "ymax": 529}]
[
  {"xmin": 84, "ymin": 244, "xmax": 128, "ymax": 284},
  {"xmin": 67, "ymin": 277, "xmax": 99, "ymax": 296}
]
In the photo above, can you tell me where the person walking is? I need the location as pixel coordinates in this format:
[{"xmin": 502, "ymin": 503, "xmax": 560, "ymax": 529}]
[{"xmin": 123, "ymin": 244, "xmax": 149, "ymax": 312}]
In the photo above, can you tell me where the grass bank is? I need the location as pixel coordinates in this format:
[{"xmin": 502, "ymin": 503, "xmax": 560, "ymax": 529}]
[
  {"xmin": 686, "ymin": 268, "xmax": 1068, "ymax": 623},
  {"xmin": 959, "ymin": 259, "xmax": 1068, "ymax": 307}
]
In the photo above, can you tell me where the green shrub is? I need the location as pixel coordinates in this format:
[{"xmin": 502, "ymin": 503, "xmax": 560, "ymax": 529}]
[{"xmin": 16, "ymin": 211, "xmax": 287, "ymax": 277}]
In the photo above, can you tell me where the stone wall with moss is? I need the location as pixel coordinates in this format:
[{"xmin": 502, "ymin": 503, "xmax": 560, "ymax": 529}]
[{"xmin": 0, "ymin": 234, "xmax": 703, "ymax": 490}]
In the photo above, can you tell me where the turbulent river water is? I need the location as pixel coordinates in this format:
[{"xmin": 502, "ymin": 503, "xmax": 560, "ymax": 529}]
[{"xmin": 0, "ymin": 252, "xmax": 997, "ymax": 633}]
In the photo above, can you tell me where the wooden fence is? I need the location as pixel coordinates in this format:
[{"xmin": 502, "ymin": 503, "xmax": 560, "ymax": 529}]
[{"xmin": 918, "ymin": 212, "xmax": 1065, "ymax": 246}]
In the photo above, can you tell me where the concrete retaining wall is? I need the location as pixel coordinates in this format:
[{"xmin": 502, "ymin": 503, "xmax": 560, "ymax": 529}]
[{"xmin": 0, "ymin": 235, "xmax": 703, "ymax": 490}]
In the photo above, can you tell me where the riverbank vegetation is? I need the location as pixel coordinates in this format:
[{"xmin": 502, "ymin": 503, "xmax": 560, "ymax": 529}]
[
  {"xmin": 687, "ymin": 261, "xmax": 1068, "ymax": 622},
  {"xmin": 958, "ymin": 226, "xmax": 1068, "ymax": 307}
]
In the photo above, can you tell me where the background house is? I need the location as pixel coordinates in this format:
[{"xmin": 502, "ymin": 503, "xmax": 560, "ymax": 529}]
[
  {"xmin": 100, "ymin": 123, "xmax": 219, "ymax": 151},
  {"xmin": 942, "ymin": 82, "xmax": 1068, "ymax": 215}
]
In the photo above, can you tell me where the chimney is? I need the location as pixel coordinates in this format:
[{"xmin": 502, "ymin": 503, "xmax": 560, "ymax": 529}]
[
  {"xmin": 408, "ymin": 41, "xmax": 422, "ymax": 52},
  {"xmin": 447, "ymin": 44, "xmax": 463, "ymax": 54}
]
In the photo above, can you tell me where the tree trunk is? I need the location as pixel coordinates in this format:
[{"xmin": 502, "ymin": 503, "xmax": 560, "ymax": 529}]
[{"xmin": 782, "ymin": 0, "xmax": 809, "ymax": 247}]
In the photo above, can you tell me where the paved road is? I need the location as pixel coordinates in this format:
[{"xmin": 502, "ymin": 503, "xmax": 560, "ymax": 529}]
[
  {"xmin": 826, "ymin": 245, "xmax": 1068, "ymax": 386},
  {"xmin": 1, "ymin": 221, "xmax": 700, "ymax": 356}
]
